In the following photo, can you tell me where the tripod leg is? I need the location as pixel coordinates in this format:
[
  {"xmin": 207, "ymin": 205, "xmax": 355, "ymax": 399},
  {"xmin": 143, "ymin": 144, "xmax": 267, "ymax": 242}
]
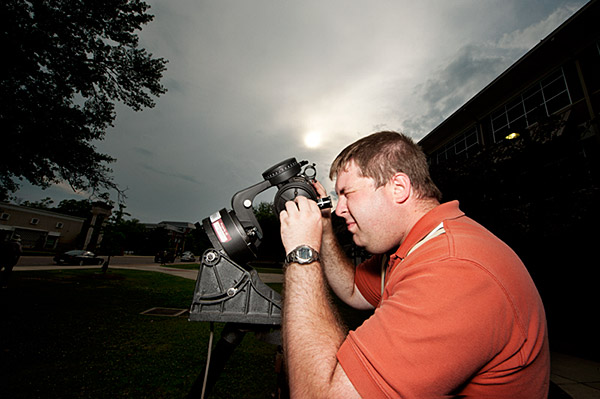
[
  {"xmin": 275, "ymin": 345, "xmax": 289, "ymax": 399},
  {"xmin": 188, "ymin": 323, "xmax": 247, "ymax": 399}
]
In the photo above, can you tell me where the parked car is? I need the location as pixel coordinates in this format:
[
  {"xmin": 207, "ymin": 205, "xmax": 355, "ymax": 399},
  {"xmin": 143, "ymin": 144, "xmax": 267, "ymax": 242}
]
[
  {"xmin": 180, "ymin": 251, "xmax": 196, "ymax": 262},
  {"xmin": 54, "ymin": 250, "xmax": 104, "ymax": 265},
  {"xmin": 154, "ymin": 251, "xmax": 175, "ymax": 263}
]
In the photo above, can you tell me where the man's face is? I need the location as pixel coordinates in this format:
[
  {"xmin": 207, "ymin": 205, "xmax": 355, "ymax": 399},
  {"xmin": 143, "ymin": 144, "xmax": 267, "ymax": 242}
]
[{"xmin": 334, "ymin": 161, "xmax": 398, "ymax": 254}]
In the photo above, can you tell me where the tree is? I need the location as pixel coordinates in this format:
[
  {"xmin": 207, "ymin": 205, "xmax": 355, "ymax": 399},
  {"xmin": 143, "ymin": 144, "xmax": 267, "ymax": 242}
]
[
  {"xmin": 97, "ymin": 220, "xmax": 125, "ymax": 273},
  {"xmin": 253, "ymin": 202, "xmax": 285, "ymax": 261},
  {"xmin": 54, "ymin": 199, "xmax": 93, "ymax": 218},
  {"xmin": 19, "ymin": 197, "xmax": 55, "ymax": 209},
  {"xmin": 0, "ymin": 0, "xmax": 167, "ymax": 200}
]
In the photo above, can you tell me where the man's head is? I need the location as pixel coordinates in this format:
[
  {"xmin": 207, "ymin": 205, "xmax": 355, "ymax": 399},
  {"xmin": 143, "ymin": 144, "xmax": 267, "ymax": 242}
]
[
  {"xmin": 330, "ymin": 131, "xmax": 442, "ymax": 202},
  {"xmin": 330, "ymin": 131, "xmax": 442, "ymax": 253}
]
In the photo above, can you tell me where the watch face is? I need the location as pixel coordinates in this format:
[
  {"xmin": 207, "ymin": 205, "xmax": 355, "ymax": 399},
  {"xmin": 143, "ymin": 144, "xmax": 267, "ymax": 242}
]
[
  {"xmin": 286, "ymin": 245, "xmax": 318, "ymax": 265},
  {"xmin": 297, "ymin": 246, "xmax": 313, "ymax": 262}
]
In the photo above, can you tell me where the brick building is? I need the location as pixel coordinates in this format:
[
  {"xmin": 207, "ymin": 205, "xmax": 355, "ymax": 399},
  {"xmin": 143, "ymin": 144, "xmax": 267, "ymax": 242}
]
[
  {"xmin": 0, "ymin": 202, "xmax": 85, "ymax": 250},
  {"xmin": 418, "ymin": 0, "xmax": 599, "ymax": 359}
]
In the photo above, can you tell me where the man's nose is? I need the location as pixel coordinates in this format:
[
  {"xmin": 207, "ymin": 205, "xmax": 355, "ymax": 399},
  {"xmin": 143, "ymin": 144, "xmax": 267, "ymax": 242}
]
[{"xmin": 335, "ymin": 196, "xmax": 347, "ymax": 217}]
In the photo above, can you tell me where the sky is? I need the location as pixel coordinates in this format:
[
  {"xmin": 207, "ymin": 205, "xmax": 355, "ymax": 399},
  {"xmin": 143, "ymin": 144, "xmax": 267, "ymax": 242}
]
[{"xmin": 14, "ymin": 0, "xmax": 588, "ymax": 223}]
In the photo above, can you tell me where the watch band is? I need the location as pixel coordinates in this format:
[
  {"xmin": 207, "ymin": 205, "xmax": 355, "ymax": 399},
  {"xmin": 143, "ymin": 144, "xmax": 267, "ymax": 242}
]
[{"xmin": 285, "ymin": 245, "xmax": 320, "ymax": 265}]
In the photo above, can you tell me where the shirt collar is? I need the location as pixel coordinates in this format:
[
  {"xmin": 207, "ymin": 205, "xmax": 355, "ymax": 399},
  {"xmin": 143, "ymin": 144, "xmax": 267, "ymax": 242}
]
[{"xmin": 392, "ymin": 200, "xmax": 464, "ymax": 260}]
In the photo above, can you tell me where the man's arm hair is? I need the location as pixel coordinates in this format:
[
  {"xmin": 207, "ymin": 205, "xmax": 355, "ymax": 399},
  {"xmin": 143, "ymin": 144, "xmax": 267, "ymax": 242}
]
[
  {"xmin": 283, "ymin": 261, "xmax": 361, "ymax": 398},
  {"xmin": 321, "ymin": 219, "xmax": 374, "ymax": 310}
]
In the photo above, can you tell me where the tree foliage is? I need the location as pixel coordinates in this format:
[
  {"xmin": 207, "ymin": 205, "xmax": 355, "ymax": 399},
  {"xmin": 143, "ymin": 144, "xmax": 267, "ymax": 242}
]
[
  {"xmin": 429, "ymin": 114, "xmax": 599, "ymax": 266},
  {"xmin": 19, "ymin": 197, "xmax": 55, "ymax": 209},
  {"xmin": 253, "ymin": 202, "xmax": 285, "ymax": 260},
  {"xmin": 0, "ymin": 0, "xmax": 167, "ymax": 200},
  {"xmin": 53, "ymin": 198, "xmax": 93, "ymax": 218},
  {"xmin": 17, "ymin": 197, "xmax": 93, "ymax": 219}
]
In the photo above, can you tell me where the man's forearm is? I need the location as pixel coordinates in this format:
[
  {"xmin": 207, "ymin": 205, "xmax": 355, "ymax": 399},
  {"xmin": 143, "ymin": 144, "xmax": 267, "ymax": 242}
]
[
  {"xmin": 320, "ymin": 220, "xmax": 355, "ymax": 290},
  {"xmin": 320, "ymin": 221, "xmax": 371, "ymax": 309},
  {"xmin": 283, "ymin": 262, "xmax": 348, "ymax": 397}
]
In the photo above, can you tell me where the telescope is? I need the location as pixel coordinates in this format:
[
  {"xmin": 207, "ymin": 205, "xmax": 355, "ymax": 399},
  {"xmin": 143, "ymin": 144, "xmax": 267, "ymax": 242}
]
[{"xmin": 188, "ymin": 158, "xmax": 331, "ymax": 398}]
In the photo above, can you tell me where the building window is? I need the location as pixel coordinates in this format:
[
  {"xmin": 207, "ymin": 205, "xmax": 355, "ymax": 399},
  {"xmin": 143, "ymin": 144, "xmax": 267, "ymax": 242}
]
[
  {"xmin": 489, "ymin": 67, "xmax": 572, "ymax": 143},
  {"xmin": 56, "ymin": 222, "xmax": 64, "ymax": 229},
  {"xmin": 44, "ymin": 236, "xmax": 59, "ymax": 250},
  {"xmin": 542, "ymin": 69, "xmax": 572, "ymax": 115},
  {"xmin": 432, "ymin": 125, "xmax": 480, "ymax": 165},
  {"xmin": 0, "ymin": 213, "xmax": 9, "ymax": 221},
  {"xmin": 30, "ymin": 218, "xmax": 40, "ymax": 225}
]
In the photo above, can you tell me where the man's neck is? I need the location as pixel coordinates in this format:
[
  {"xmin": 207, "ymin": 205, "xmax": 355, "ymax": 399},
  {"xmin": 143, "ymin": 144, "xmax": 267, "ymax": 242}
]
[{"xmin": 396, "ymin": 198, "xmax": 440, "ymax": 247}]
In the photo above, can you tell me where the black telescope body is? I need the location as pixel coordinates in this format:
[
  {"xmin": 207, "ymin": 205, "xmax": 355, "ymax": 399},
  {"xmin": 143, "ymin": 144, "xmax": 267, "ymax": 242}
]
[
  {"xmin": 187, "ymin": 158, "xmax": 330, "ymax": 397},
  {"xmin": 188, "ymin": 158, "xmax": 330, "ymax": 398},
  {"xmin": 189, "ymin": 158, "xmax": 331, "ymax": 325}
]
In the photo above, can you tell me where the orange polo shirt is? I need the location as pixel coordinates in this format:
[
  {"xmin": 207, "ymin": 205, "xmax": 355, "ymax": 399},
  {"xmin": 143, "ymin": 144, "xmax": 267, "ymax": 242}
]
[{"xmin": 337, "ymin": 201, "xmax": 549, "ymax": 398}]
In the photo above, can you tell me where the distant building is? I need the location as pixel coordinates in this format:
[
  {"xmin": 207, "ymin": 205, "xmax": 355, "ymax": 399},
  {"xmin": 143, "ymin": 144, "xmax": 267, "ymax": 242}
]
[
  {"xmin": 418, "ymin": 0, "xmax": 599, "ymax": 359},
  {"xmin": 0, "ymin": 202, "xmax": 85, "ymax": 250},
  {"xmin": 82, "ymin": 201, "xmax": 113, "ymax": 251},
  {"xmin": 419, "ymin": 0, "xmax": 599, "ymax": 164},
  {"xmin": 143, "ymin": 221, "xmax": 196, "ymax": 254},
  {"xmin": 158, "ymin": 221, "xmax": 196, "ymax": 235}
]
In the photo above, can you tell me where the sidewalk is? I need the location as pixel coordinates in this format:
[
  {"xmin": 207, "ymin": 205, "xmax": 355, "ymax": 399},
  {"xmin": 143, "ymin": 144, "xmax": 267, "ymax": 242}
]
[
  {"xmin": 551, "ymin": 352, "xmax": 600, "ymax": 399},
  {"xmin": 13, "ymin": 264, "xmax": 598, "ymax": 397}
]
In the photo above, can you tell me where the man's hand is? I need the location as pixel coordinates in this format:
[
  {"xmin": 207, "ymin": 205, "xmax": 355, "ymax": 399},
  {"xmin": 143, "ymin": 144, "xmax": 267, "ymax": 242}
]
[
  {"xmin": 280, "ymin": 194, "xmax": 361, "ymax": 398},
  {"xmin": 312, "ymin": 179, "xmax": 332, "ymax": 217},
  {"xmin": 279, "ymin": 195, "xmax": 323, "ymax": 255}
]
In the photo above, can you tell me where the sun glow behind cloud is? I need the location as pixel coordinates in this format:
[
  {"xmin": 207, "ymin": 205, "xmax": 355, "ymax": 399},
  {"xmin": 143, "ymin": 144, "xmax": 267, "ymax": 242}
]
[{"xmin": 303, "ymin": 131, "xmax": 322, "ymax": 148}]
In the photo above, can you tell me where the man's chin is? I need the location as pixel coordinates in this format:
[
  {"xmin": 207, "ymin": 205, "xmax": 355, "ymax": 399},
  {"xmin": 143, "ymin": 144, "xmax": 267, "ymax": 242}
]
[
  {"xmin": 352, "ymin": 235, "xmax": 366, "ymax": 249},
  {"xmin": 353, "ymin": 237, "xmax": 388, "ymax": 255}
]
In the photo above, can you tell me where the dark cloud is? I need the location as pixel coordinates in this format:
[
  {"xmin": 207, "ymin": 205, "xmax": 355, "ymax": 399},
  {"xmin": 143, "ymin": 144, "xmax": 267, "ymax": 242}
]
[
  {"xmin": 14, "ymin": 0, "xmax": 586, "ymax": 223},
  {"xmin": 133, "ymin": 147, "xmax": 155, "ymax": 158},
  {"xmin": 402, "ymin": 45, "xmax": 514, "ymax": 137},
  {"xmin": 400, "ymin": 2, "xmax": 584, "ymax": 139},
  {"xmin": 140, "ymin": 163, "xmax": 204, "ymax": 186}
]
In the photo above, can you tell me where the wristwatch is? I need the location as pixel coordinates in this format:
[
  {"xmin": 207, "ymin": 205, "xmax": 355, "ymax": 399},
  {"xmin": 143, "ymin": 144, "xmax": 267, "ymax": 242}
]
[{"xmin": 285, "ymin": 245, "xmax": 320, "ymax": 265}]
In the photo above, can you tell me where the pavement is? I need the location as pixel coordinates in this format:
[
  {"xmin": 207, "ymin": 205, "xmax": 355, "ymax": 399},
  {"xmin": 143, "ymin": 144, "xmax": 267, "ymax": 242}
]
[
  {"xmin": 12, "ymin": 261, "xmax": 600, "ymax": 398},
  {"xmin": 551, "ymin": 353, "xmax": 600, "ymax": 399}
]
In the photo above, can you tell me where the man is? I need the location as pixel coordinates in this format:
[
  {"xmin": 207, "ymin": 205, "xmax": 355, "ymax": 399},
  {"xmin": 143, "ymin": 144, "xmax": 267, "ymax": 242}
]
[
  {"xmin": 0, "ymin": 234, "xmax": 23, "ymax": 288},
  {"xmin": 279, "ymin": 131, "xmax": 549, "ymax": 398}
]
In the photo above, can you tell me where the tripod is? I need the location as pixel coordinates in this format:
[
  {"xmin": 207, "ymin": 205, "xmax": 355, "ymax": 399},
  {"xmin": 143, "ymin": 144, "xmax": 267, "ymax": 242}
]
[{"xmin": 188, "ymin": 249, "xmax": 284, "ymax": 398}]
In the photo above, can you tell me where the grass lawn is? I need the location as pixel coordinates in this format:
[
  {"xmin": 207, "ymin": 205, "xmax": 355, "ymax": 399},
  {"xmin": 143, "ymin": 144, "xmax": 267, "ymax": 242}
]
[
  {"xmin": 0, "ymin": 269, "xmax": 281, "ymax": 398},
  {"xmin": 161, "ymin": 263, "xmax": 284, "ymax": 275}
]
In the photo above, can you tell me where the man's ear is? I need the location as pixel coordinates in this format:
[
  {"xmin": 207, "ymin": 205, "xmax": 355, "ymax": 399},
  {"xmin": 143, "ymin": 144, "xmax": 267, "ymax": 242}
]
[{"xmin": 389, "ymin": 173, "xmax": 411, "ymax": 204}]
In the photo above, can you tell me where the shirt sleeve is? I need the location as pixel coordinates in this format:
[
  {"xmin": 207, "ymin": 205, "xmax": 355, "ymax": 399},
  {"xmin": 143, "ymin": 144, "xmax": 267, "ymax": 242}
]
[{"xmin": 354, "ymin": 255, "xmax": 383, "ymax": 308}]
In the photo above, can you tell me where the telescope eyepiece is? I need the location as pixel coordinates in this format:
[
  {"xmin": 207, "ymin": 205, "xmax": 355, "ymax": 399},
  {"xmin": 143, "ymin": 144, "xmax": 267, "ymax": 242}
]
[{"xmin": 316, "ymin": 196, "xmax": 332, "ymax": 209}]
